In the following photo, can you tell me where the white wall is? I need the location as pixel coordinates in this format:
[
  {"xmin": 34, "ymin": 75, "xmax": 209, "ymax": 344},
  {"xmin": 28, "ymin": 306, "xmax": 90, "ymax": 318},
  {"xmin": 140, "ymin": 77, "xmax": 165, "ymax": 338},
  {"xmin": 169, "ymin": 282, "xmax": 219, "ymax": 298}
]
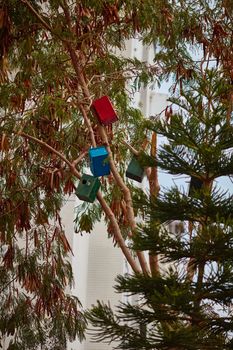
[{"xmin": 67, "ymin": 206, "xmax": 124, "ymax": 350}]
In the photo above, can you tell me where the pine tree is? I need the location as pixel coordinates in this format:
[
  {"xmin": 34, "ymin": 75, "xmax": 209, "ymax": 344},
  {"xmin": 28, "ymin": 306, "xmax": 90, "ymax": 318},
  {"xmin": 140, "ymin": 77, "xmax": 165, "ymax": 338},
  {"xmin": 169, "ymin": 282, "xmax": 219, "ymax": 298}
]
[
  {"xmin": 87, "ymin": 66, "xmax": 233, "ymax": 349},
  {"xmin": 86, "ymin": 1, "xmax": 233, "ymax": 348}
]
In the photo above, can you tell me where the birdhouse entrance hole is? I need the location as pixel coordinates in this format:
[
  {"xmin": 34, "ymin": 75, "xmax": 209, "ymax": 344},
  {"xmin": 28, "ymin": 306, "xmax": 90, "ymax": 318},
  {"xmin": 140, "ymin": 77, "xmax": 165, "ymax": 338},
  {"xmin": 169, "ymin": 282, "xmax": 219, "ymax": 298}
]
[{"xmin": 82, "ymin": 179, "xmax": 91, "ymax": 186}]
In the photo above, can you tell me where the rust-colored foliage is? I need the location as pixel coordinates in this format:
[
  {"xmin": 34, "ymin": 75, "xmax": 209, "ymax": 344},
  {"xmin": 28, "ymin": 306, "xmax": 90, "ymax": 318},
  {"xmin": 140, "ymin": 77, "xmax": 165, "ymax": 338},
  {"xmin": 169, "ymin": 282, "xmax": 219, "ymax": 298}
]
[
  {"xmin": 3, "ymin": 245, "xmax": 14, "ymax": 269},
  {"xmin": 63, "ymin": 176, "xmax": 75, "ymax": 195},
  {"xmin": 15, "ymin": 201, "xmax": 31, "ymax": 231},
  {"xmin": 0, "ymin": 6, "xmax": 11, "ymax": 81}
]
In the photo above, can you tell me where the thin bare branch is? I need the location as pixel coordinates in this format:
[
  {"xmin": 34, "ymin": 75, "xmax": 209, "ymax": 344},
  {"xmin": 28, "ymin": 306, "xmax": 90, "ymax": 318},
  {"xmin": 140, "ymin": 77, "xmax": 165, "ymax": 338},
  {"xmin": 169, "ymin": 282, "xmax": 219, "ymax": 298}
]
[
  {"xmin": 98, "ymin": 125, "xmax": 150, "ymax": 275},
  {"xmin": 97, "ymin": 192, "xmax": 141, "ymax": 274},
  {"xmin": 79, "ymin": 104, "xmax": 97, "ymax": 147},
  {"xmin": 18, "ymin": 132, "xmax": 141, "ymax": 273},
  {"xmin": 19, "ymin": 131, "xmax": 80, "ymax": 176},
  {"xmin": 149, "ymin": 132, "xmax": 160, "ymax": 275},
  {"xmin": 20, "ymin": 0, "xmax": 52, "ymax": 32},
  {"xmin": 122, "ymin": 140, "xmax": 139, "ymax": 156},
  {"xmin": 72, "ymin": 150, "xmax": 88, "ymax": 167}
]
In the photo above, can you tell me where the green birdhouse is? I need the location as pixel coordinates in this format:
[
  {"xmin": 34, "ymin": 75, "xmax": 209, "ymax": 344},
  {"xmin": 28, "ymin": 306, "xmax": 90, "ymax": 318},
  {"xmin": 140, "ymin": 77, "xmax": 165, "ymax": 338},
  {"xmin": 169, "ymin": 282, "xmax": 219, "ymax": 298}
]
[
  {"xmin": 76, "ymin": 174, "xmax": 101, "ymax": 203},
  {"xmin": 126, "ymin": 156, "xmax": 144, "ymax": 183},
  {"xmin": 188, "ymin": 176, "xmax": 204, "ymax": 197}
]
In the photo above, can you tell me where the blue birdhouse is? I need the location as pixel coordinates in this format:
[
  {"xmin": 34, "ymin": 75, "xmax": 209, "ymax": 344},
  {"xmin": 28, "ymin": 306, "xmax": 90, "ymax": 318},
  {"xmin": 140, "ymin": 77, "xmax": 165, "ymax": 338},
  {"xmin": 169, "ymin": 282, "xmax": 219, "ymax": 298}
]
[
  {"xmin": 89, "ymin": 146, "xmax": 110, "ymax": 177},
  {"xmin": 75, "ymin": 174, "xmax": 101, "ymax": 203},
  {"xmin": 126, "ymin": 156, "xmax": 144, "ymax": 183}
]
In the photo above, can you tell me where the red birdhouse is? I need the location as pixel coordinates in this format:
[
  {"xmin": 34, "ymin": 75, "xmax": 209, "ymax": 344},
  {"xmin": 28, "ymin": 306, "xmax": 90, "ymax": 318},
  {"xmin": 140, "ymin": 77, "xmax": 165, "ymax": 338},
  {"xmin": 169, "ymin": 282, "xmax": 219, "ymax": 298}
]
[{"xmin": 91, "ymin": 96, "xmax": 118, "ymax": 125}]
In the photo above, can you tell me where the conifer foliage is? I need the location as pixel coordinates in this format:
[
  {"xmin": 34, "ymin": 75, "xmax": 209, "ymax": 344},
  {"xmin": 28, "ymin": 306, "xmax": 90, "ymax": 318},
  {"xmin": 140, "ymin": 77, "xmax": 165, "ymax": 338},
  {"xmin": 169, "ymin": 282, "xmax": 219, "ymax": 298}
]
[
  {"xmin": 87, "ymin": 0, "xmax": 233, "ymax": 348},
  {"xmin": 88, "ymin": 67, "xmax": 233, "ymax": 349}
]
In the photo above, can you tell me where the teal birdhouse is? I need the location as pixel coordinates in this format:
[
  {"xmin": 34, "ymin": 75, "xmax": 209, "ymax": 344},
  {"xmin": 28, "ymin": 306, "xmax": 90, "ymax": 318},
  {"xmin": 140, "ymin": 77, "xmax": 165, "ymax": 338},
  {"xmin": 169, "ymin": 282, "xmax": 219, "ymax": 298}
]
[
  {"xmin": 76, "ymin": 174, "xmax": 101, "ymax": 203},
  {"xmin": 89, "ymin": 146, "xmax": 110, "ymax": 177},
  {"xmin": 126, "ymin": 156, "xmax": 144, "ymax": 183}
]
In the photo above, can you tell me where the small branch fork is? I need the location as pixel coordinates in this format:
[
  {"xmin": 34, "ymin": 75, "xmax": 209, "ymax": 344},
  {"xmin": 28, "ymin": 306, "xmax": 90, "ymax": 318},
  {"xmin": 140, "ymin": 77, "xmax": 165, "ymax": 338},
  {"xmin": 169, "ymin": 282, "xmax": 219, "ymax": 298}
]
[{"xmin": 20, "ymin": 0, "xmax": 52, "ymax": 32}]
